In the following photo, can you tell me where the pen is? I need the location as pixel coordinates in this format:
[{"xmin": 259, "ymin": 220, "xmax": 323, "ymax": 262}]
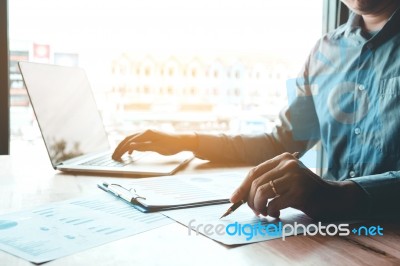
[
  {"xmin": 219, "ymin": 199, "xmax": 246, "ymax": 219},
  {"xmin": 219, "ymin": 152, "xmax": 300, "ymax": 219}
]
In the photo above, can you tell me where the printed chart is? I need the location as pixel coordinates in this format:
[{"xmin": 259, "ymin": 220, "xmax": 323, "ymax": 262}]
[{"xmin": 0, "ymin": 194, "xmax": 172, "ymax": 263}]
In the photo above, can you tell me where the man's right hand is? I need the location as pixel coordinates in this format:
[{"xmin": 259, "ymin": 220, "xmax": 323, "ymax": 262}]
[{"xmin": 111, "ymin": 129, "xmax": 198, "ymax": 160}]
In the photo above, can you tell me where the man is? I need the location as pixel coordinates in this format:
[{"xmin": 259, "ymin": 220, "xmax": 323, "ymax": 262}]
[{"xmin": 113, "ymin": 0, "xmax": 400, "ymax": 221}]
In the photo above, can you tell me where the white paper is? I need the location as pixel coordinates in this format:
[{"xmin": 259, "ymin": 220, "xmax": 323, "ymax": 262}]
[
  {"xmin": 117, "ymin": 172, "xmax": 247, "ymax": 207},
  {"xmin": 162, "ymin": 203, "xmax": 314, "ymax": 245},
  {"xmin": 0, "ymin": 194, "xmax": 172, "ymax": 263}
]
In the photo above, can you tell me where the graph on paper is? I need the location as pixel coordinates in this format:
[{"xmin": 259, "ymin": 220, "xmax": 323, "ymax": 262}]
[{"xmin": 0, "ymin": 194, "xmax": 172, "ymax": 263}]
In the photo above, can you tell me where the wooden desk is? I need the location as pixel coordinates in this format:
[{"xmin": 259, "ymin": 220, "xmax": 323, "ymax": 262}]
[{"xmin": 1, "ymin": 154, "xmax": 399, "ymax": 266}]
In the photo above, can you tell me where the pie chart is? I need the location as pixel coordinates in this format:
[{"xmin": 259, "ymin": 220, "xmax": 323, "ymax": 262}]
[{"xmin": 0, "ymin": 220, "xmax": 18, "ymax": 230}]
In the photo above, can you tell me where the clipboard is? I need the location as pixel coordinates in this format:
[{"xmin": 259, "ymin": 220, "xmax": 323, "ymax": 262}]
[
  {"xmin": 98, "ymin": 182, "xmax": 230, "ymax": 212},
  {"xmin": 97, "ymin": 172, "xmax": 245, "ymax": 212}
]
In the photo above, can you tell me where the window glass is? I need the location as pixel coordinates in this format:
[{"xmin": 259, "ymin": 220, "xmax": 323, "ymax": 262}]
[{"xmin": 9, "ymin": 0, "xmax": 322, "ymax": 155}]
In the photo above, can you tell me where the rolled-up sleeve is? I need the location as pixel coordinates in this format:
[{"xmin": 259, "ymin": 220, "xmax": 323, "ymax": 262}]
[
  {"xmin": 193, "ymin": 51, "xmax": 320, "ymax": 165},
  {"xmin": 194, "ymin": 132, "xmax": 285, "ymax": 165},
  {"xmin": 350, "ymin": 172, "xmax": 400, "ymax": 217},
  {"xmin": 194, "ymin": 105, "xmax": 319, "ymax": 164}
]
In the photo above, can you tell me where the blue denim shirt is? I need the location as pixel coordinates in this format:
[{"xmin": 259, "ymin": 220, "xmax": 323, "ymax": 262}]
[{"xmin": 195, "ymin": 9, "xmax": 400, "ymax": 217}]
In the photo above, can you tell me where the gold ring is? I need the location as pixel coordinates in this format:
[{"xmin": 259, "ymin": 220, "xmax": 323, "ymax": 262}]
[{"xmin": 269, "ymin": 180, "xmax": 280, "ymax": 197}]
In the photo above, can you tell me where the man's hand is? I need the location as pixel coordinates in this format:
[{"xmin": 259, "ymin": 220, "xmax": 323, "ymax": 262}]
[
  {"xmin": 112, "ymin": 129, "xmax": 198, "ymax": 160},
  {"xmin": 230, "ymin": 152, "xmax": 368, "ymax": 221}
]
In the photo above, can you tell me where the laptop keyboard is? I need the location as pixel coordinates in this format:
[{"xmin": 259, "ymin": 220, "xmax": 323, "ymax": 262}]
[{"xmin": 80, "ymin": 153, "xmax": 143, "ymax": 167}]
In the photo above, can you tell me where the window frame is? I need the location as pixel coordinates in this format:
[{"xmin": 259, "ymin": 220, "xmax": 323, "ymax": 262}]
[{"xmin": 0, "ymin": 0, "xmax": 10, "ymax": 155}]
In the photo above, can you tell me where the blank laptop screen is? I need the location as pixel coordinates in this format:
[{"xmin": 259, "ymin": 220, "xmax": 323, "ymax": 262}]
[{"xmin": 19, "ymin": 62, "xmax": 110, "ymax": 166}]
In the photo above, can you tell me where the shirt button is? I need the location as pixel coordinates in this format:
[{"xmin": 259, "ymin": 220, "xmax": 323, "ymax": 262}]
[
  {"xmin": 354, "ymin": 127, "xmax": 361, "ymax": 135},
  {"xmin": 357, "ymin": 85, "xmax": 365, "ymax": 91},
  {"xmin": 349, "ymin": 171, "xmax": 356, "ymax": 178}
]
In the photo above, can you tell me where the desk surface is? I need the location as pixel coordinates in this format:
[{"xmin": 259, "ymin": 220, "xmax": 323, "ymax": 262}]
[{"xmin": 1, "ymin": 150, "xmax": 400, "ymax": 266}]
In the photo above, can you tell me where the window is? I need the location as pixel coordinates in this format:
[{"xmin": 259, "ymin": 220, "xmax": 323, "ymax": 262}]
[{"xmin": 8, "ymin": 0, "xmax": 323, "ymax": 156}]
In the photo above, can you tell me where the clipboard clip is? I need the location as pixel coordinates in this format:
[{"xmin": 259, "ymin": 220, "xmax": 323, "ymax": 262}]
[{"xmin": 103, "ymin": 182, "xmax": 146, "ymax": 201}]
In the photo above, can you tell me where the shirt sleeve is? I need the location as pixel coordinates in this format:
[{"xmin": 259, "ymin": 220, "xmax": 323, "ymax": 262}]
[
  {"xmin": 193, "ymin": 102, "xmax": 321, "ymax": 165},
  {"xmin": 350, "ymin": 171, "xmax": 400, "ymax": 217},
  {"xmin": 194, "ymin": 104, "xmax": 320, "ymax": 165},
  {"xmin": 193, "ymin": 46, "xmax": 322, "ymax": 165},
  {"xmin": 193, "ymin": 131, "xmax": 286, "ymax": 165}
]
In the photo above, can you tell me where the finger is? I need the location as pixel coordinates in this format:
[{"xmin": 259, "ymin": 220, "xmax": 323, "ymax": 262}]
[
  {"xmin": 112, "ymin": 130, "xmax": 157, "ymax": 160},
  {"xmin": 246, "ymin": 166, "xmax": 284, "ymax": 210},
  {"xmin": 248, "ymin": 154, "xmax": 303, "ymax": 208},
  {"xmin": 230, "ymin": 154, "xmax": 286, "ymax": 203},
  {"xmin": 115, "ymin": 133, "xmax": 141, "ymax": 153},
  {"xmin": 112, "ymin": 134, "xmax": 140, "ymax": 159},
  {"xmin": 266, "ymin": 193, "xmax": 292, "ymax": 218},
  {"xmin": 252, "ymin": 177, "xmax": 290, "ymax": 216},
  {"xmin": 247, "ymin": 154, "xmax": 298, "ymax": 210}
]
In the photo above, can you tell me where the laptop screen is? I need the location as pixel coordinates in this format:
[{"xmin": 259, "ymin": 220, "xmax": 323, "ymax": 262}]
[{"xmin": 19, "ymin": 62, "xmax": 110, "ymax": 166}]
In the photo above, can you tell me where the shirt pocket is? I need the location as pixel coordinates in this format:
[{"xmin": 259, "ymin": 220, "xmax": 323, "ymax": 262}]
[{"xmin": 378, "ymin": 76, "xmax": 400, "ymax": 155}]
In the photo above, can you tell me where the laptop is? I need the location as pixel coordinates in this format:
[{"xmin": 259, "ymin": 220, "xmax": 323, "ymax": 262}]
[{"xmin": 18, "ymin": 61, "xmax": 194, "ymax": 176}]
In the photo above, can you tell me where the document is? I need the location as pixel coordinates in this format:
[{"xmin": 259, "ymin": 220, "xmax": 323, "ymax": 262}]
[
  {"xmin": 162, "ymin": 204, "xmax": 314, "ymax": 245},
  {"xmin": 0, "ymin": 193, "xmax": 173, "ymax": 263},
  {"xmin": 98, "ymin": 172, "xmax": 247, "ymax": 212}
]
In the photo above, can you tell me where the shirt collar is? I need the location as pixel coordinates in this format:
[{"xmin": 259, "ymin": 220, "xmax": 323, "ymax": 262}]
[
  {"xmin": 374, "ymin": 5, "xmax": 400, "ymax": 48},
  {"xmin": 344, "ymin": 12, "xmax": 362, "ymax": 37},
  {"xmin": 333, "ymin": 5, "xmax": 400, "ymax": 49}
]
